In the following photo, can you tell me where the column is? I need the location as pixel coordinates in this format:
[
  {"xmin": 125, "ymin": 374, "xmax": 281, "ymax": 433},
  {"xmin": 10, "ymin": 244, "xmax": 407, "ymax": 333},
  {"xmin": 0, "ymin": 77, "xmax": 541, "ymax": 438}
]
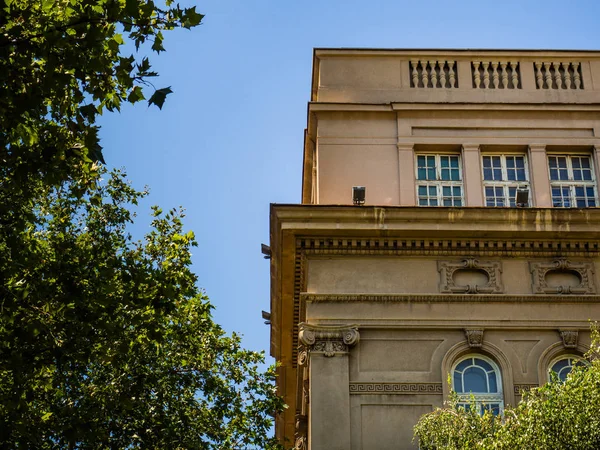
[
  {"xmin": 298, "ymin": 324, "xmax": 360, "ymax": 450},
  {"xmin": 529, "ymin": 144, "xmax": 551, "ymax": 207},
  {"xmin": 397, "ymin": 143, "xmax": 415, "ymax": 206},
  {"xmin": 462, "ymin": 144, "xmax": 483, "ymax": 206}
]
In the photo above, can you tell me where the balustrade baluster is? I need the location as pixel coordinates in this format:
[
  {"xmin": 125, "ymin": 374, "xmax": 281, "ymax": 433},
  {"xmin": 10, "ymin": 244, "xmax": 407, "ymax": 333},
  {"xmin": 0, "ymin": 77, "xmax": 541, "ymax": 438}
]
[
  {"xmin": 473, "ymin": 61, "xmax": 481, "ymax": 88},
  {"xmin": 573, "ymin": 64, "xmax": 581, "ymax": 89},
  {"xmin": 430, "ymin": 61, "xmax": 438, "ymax": 88},
  {"xmin": 449, "ymin": 61, "xmax": 456, "ymax": 88},
  {"xmin": 411, "ymin": 60, "xmax": 419, "ymax": 87},
  {"xmin": 492, "ymin": 62, "xmax": 499, "ymax": 88},
  {"xmin": 422, "ymin": 61, "xmax": 430, "ymax": 88},
  {"xmin": 483, "ymin": 62, "xmax": 490, "ymax": 88},
  {"xmin": 564, "ymin": 63, "xmax": 572, "ymax": 89},
  {"xmin": 544, "ymin": 63, "xmax": 553, "ymax": 89},
  {"xmin": 500, "ymin": 62, "xmax": 508, "ymax": 88},
  {"xmin": 510, "ymin": 61, "xmax": 519, "ymax": 89},
  {"xmin": 440, "ymin": 61, "xmax": 448, "ymax": 88},
  {"xmin": 553, "ymin": 62, "xmax": 563, "ymax": 89},
  {"xmin": 535, "ymin": 62, "xmax": 544, "ymax": 89}
]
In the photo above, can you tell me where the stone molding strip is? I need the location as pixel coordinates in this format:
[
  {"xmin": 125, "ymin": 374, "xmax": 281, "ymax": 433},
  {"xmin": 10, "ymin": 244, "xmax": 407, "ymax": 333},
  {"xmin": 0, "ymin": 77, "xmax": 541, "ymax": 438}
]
[
  {"xmin": 301, "ymin": 293, "xmax": 600, "ymax": 303},
  {"xmin": 350, "ymin": 383, "xmax": 443, "ymax": 395}
]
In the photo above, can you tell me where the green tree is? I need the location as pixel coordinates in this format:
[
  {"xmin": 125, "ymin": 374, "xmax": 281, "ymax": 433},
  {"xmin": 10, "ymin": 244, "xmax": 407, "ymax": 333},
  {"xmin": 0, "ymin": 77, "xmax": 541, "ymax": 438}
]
[
  {"xmin": 0, "ymin": 167, "xmax": 286, "ymax": 448},
  {"xmin": 413, "ymin": 326, "xmax": 600, "ymax": 450},
  {"xmin": 1, "ymin": 0, "xmax": 202, "ymax": 185}
]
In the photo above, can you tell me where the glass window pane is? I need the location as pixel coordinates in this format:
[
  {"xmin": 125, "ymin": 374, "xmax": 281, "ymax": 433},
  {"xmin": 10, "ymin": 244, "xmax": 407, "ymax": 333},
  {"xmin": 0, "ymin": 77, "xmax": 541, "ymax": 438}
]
[
  {"xmin": 454, "ymin": 372, "xmax": 463, "ymax": 393},
  {"xmin": 475, "ymin": 359, "xmax": 493, "ymax": 372},
  {"xmin": 489, "ymin": 373, "xmax": 498, "ymax": 392},
  {"xmin": 463, "ymin": 367, "xmax": 488, "ymax": 392},
  {"xmin": 456, "ymin": 359, "xmax": 472, "ymax": 372},
  {"xmin": 552, "ymin": 359, "xmax": 569, "ymax": 373}
]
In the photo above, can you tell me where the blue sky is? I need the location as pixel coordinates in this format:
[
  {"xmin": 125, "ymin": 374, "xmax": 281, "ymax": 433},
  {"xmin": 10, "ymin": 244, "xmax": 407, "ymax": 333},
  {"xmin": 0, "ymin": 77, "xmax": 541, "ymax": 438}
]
[{"xmin": 98, "ymin": 0, "xmax": 600, "ymax": 358}]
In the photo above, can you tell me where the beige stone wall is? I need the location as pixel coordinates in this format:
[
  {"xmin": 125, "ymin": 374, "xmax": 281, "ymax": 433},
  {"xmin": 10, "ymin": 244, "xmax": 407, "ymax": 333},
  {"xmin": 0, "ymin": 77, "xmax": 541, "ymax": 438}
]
[
  {"xmin": 314, "ymin": 109, "xmax": 600, "ymax": 206},
  {"xmin": 303, "ymin": 254, "xmax": 597, "ymax": 449}
]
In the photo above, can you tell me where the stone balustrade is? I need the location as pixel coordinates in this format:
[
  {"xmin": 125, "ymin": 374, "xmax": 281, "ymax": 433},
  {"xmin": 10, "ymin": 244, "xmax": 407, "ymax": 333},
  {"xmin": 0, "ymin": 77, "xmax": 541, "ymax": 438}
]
[
  {"xmin": 472, "ymin": 61, "xmax": 520, "ymax": 89},
  {"xmin": 314, "ymin": 50, "xmax": 600, "ymax": 103},
  {"xmin": 410, "ymin": 60, "xmax": 457, "ymax": 88},
  {"xmin": 534, "ymin": 61, "xmax": 583, "ymax": 89}
]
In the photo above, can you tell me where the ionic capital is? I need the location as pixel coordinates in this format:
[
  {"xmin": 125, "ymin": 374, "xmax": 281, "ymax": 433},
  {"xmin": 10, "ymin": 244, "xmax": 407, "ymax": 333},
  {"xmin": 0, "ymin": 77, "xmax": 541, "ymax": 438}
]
[{"xmin": 298, "ymin": 323, "xmax": 360, "ymax": 357}]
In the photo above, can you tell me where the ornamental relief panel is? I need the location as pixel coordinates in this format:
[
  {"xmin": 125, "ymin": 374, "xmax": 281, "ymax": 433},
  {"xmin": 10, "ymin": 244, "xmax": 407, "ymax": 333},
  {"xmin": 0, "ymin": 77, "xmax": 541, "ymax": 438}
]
[
  {"xmin": 530, "ymin": 258, "xmax": 595, "ymax": 294},
  {"xmin": 438, "ymin": 258, "xmax": 503, "ymax": 294}
]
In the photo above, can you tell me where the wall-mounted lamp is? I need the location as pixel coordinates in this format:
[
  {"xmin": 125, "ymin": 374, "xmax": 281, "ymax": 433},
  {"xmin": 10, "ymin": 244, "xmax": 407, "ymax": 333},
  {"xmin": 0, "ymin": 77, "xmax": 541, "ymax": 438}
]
[
  {"xmin": 515, "ymin": 187, "xmax": 529, "ymax": 207},
  {"xmin": 352, "ymin": 186, "xmax": 366, "ymax": 206},
  {"xmin": 261, "ymin": 310, "xmax": 271, "ymax": 325},
  {"xmin": 261, "ymin": 243, "xmax": 271, "ymax": 259}
]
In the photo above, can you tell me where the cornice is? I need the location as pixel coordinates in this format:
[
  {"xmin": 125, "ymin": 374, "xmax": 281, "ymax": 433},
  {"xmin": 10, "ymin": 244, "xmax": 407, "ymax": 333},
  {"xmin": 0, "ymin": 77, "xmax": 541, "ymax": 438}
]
[
  {"xmin": 314, "ymin": 48, "xmax": 600, "ymax": 58},
  {"xmin": 302, "ymin": 293, "xmax": 600, "ymax": 303},
  {"xmin": 272, "ymin": 205, "xmax": 600, "ymax": 242}
]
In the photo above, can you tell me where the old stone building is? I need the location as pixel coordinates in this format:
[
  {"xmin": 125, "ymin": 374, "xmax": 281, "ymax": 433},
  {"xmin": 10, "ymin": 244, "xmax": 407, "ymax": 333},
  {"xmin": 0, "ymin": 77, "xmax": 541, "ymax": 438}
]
[{"xmin": 269, "ymin": 49, "xmax": 600, "ymax": 450}]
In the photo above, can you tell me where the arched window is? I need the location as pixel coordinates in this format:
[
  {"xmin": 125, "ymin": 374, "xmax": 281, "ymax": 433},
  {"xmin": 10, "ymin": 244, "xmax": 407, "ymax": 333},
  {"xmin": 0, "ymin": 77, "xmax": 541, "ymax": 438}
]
[
  {"xmin": 452, "ymin": 355, "xmax": 503, "ymax": 415},
  {"xmin": 549, "ymin": 356, "xmax": 587, "ymax": 382}
]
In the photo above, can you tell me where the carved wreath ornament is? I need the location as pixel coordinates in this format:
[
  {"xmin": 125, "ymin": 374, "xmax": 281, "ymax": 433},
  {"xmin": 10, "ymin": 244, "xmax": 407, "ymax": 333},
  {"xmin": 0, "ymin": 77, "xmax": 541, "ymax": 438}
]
[
  {"xmin": 530, "ymin": 258, "xmax": 595, "ymax": 294},
  {"xmin": 298, "ymin": 323, "xmax": 360, "ymax": 357},
  {"xmin": 438, "ymin": 258, "xmax": 503, "ymax": 294}
]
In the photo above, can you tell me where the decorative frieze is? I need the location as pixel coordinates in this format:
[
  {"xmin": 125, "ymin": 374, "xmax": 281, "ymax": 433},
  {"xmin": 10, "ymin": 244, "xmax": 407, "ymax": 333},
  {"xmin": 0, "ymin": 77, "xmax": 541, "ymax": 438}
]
[
  {"xmin": 530, "ymin": 258, "xmax": 595, "ymax": 294},
  {"xmin": 472, "ymin": 61, "xmax": 520, "ymax": 89},
  {"xmin": 438, "ymin": 258, "xmax": 503, "ymax": 294},
  {"xmin": 559, "ymin": 329, "xmax": 579, "ymax": 348},
  {"xmin": 349, "ymin": 383, "xmax": 443, "ymax": 395},
  {"xmin": 514, "ymin": 384, "xmax": 538, "ymax": 395},
  {"xmin": 410, "ymin": 60, "xmax": 458, "ymax": 88},
  {"xmin": 534, "ymin": 62, "xmax": 583, "ymax": 89},
  {"xmin": 298, "ymin": 323, "xmax": 360, "ymax": 357},
  {"xmin": 465, "ymin": 329, "xmax": 484, "ymax": 348}
]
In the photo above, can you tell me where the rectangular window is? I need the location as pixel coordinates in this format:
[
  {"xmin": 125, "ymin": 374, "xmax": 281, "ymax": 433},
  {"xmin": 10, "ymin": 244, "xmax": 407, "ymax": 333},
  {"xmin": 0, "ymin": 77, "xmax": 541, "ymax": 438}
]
[
  {"xmin": 548, "ymin": 155, "xmax": 597, "ymax": 207},
  {"xmin": 482, "ymin": 154, "xmax": 529, "ymax": 207},
  {"xmin": 415, "ymin": 154, "xmax": 463, "ymax": 206}
]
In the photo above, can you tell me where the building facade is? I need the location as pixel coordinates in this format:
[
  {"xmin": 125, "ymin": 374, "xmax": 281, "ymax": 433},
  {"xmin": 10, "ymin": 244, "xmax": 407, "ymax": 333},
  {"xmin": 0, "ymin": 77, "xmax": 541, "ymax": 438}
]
[{"xmin": 269, "ymin": 49, "xmax": 600, "ymax": 450}]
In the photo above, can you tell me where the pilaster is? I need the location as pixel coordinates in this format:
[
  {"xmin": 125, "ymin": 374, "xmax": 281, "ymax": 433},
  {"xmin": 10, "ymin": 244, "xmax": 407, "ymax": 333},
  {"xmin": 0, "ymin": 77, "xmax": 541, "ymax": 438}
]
[
  {"xmin": 462, "ymin": 144, "xmax": 483, "ymax": 206},
  {"xmin": 397, "ymin": 143, "xmax": 415, "ymax": 206},
  {"xmin": 529, "ymin": 144, "xmax": 551, "ymax": 207},
  {"xmin": 298, "ymin": 324, "xmax": 359, "ymax": 450}
]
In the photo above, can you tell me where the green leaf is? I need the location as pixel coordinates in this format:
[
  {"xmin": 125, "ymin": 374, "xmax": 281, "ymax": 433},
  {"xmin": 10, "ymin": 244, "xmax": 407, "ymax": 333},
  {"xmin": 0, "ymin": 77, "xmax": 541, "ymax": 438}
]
[
  {"xmin": 147, "ymin": 87, "xmax": 173, "ymax": 110},
  {"xmin": 127, "ymin": 86, "xmax": 145, "ymax": 103},
  {"xmin": 183, "ymin": 7, "xmax": 204, "ymax": 29}
]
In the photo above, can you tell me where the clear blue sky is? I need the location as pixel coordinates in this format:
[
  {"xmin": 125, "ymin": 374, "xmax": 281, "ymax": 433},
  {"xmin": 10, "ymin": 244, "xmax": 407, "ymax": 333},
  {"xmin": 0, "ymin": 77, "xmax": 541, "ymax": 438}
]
[{"xmin": 98, "ymin": 0, "xmax": 600, "ymax": 358}]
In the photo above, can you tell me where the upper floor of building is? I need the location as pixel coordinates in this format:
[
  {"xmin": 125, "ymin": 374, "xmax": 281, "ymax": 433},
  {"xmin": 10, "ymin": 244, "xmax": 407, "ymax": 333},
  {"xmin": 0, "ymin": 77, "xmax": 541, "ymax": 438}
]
[{"xmin": 302, "ymin": 49, "xmax": 600, "ymax": 208}]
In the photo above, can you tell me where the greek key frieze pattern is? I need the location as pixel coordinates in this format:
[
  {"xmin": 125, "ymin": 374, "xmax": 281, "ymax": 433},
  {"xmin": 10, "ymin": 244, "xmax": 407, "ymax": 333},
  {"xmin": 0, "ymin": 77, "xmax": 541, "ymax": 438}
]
[
  {"xmin": 514, "ymin": 384, "xmax": 538, "ymax": 395},
  {"xmin": 349, "ymin": 383, "xmax": 443, "ymax": 395}
]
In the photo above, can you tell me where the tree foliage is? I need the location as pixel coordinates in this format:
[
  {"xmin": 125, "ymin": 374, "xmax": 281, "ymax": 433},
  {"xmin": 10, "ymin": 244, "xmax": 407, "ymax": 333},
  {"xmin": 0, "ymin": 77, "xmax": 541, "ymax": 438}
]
[
  {"xmin": 0, "ymin": 167, "xmax": 286, "ymax": 448},
  {"xmin": 414, "ymin": 326, "xmax": 600, "ymax": 450},
  {"xmin": 0, "ymin": 0, "xmax": 202, "ymax": 184}
]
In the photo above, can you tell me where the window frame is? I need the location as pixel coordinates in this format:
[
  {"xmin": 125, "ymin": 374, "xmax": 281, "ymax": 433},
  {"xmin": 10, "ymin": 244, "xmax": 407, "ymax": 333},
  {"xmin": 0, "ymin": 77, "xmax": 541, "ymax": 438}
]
[
  {"xmin": 452, "ymin": 355, "xmax": 504, "ymax": 416},
  {"xmin": 481, "ymin": 153, "xmax": 530, "ymax": 207},
  {"xmin": 414, "ymin": 153, "xmax": 464, "ymax": 207},
  {"xmin": 547, "ymin": 153, "xmax": 598, "ymax": 208},
  {"xmin": 548, "ymin": 355, "xmax": 589, "ymax": 383}
]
